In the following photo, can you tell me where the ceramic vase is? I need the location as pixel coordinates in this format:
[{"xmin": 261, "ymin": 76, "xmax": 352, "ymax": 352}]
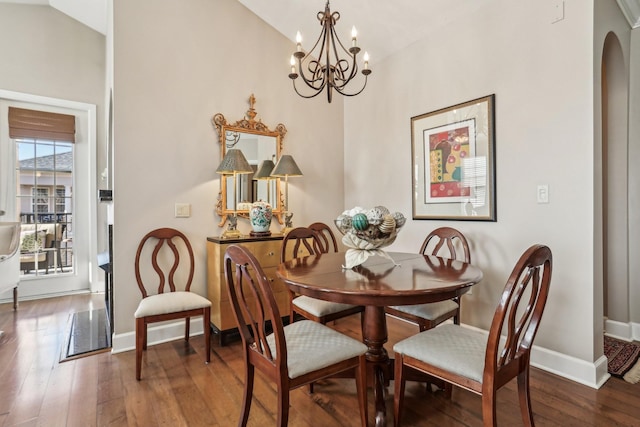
[{"xmin": 250, "ymin": 201, "xmax": 272, "ymax": 236}]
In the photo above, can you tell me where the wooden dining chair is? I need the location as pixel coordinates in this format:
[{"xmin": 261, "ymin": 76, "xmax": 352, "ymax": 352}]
[
  {"xmin": 133, "ymin": 228, "xmax": 211, "ymax": 380},
  {"xmin": 393, "ymin": 244, "xmax": 552, "ymax": 427},
  {"xmin": 386, "ymin": 227, "xmax": 471, "ymax": 331},
  {"xmin": 308, "ymin": 221, "xmax": 339, "ymax": 253},
  {"xmin": 224, "ymin": 244, "xmax": 368, "ymax": 427},
  {"xmin": 282, "ymin": 227, "xmax": 364, "ymax": 324}
]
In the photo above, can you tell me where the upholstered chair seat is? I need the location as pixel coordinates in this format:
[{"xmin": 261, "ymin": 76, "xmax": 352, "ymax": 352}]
[{"xmin": 266, "ymin": 320, "xmax": 367, "ymax": 379}]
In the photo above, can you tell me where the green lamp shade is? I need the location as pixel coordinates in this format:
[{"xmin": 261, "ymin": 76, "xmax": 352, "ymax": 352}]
[{"xmin": 216, "ymin": 149, "xmax": 253, "ymax": 174}]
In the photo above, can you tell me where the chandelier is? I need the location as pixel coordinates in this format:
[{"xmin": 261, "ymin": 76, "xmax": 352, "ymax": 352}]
[{"xmin": 288, "ymin": 1, "xmax": 371, "ymax": 103}]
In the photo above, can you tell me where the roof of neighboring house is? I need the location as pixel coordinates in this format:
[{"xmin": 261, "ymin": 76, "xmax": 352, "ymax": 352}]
[{"xmin": 19, "ymin": 151, "xmax": 72, "ymax": 172}]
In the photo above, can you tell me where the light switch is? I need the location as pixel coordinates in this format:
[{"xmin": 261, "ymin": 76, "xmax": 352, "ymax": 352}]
[
  {"xmin": 537, "ymin": 185, "xmax": 549, "ymax": 204},
  {"xmin": 175, "ymin": 203, "xmax": 191, "ymax": 218},
  {"xmin": 551, "ymin": 0, "xmax": 564, "ymax": 23}
]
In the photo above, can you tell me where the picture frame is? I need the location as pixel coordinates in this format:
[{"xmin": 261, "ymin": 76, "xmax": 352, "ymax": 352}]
[{"xmin": 411, "ymin": 94, "xmax": 496, "ymax": 221}]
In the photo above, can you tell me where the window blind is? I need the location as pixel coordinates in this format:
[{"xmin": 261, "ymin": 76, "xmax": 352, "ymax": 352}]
[{"xmin": 8, "ymin": 107, "xmax": 76, "ymax": 143}]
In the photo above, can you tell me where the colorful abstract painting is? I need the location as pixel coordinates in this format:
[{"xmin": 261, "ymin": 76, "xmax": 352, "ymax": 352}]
[{"xmin": 423, "ymin": 119, "xmax": 475, "ymax": 203}]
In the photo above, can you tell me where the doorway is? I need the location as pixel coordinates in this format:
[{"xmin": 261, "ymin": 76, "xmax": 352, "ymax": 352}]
[
  {"xmin": 0, "ymin": 92, "xmax": 98, "ymax": 300},
  {"xmin": 601, "ymin": 32, "xmax": 631, "ymax": 339}
]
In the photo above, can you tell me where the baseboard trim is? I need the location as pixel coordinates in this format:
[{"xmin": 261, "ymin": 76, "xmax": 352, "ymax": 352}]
[
  {"xmin": 111, "ymin": 318, "xmax": 206, "ymax": 354},
  {"xmin": 460, "ymin": 324, "xmax": 609, "ymax": 389},
  {"xmin": 605, "ymin": 318, "xmax": 640, "ymax": 341},
  {"xmin": 529, "ymin": 345, "xmax": 610, "ymax": 389}
]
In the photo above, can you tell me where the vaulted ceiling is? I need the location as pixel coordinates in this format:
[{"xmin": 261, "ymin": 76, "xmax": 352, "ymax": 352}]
[
  {"xmin": 1, "ymin": 0, "xmax": 638, "ymax": 62},
  {"xmin": 0, "ymin": 0, "xmax": 107, "ymax": 35}
]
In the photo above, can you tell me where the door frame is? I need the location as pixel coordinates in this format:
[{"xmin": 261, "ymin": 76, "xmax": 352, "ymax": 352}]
[{"xmin": 0, "ymin": 89, "xmax": 99, "ymax": 299}]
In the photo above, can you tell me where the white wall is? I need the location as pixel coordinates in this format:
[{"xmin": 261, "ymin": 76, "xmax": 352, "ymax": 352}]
[
  {"xmin": 111, "ymin": 0, "xmax": 344, "ymax": 343},
  {"xmin": 345, "ymin": 0, "xmax": 605, "ymax": 383},
  {"xmin": 0, "ymin": 4, "xmax": 105, "ymax": 106}
]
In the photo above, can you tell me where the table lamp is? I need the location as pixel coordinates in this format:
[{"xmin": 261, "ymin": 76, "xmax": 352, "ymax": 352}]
[
  {"xmin": 253, "ymin": 159, "xmax": 276, "ymax": 206},
  {"xmin": 271, "ymin": 154, "xmax": 303, "ymax": 232},
  {"xmin": 216, "ymin": 148, "xmax": 253, "ymax": 238}
]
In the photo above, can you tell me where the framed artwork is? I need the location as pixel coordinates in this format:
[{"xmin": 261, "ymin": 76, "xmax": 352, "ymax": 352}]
[{"xmin": 411, "ymin": 94, "xmax": 496, "ymax": 221}]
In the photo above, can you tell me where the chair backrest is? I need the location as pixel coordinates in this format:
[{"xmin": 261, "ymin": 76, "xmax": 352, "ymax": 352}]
[
  {"xmin": 281, "ymin": 226, "xmax": 326, "ymax": 263},
  {"xmin": 224, "ymin": 244, "xmax": 287, "ymax": 373},
  {"xmin": 485, "ymin": 244, "xmax": 552, "ymax": 385},
  {"xmin": 134, "ymin": 228, "xmax": 195, "ymax": 298},
  {"xmin": 420, "ymin": 226, "xmax": 471, "ymax": 263},
  {"xmin": 308, "ymin": 222, "xmax": 339, "ymax": 253}
]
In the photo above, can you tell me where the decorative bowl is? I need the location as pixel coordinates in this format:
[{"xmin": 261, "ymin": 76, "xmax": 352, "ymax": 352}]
[{"xmin": 335, "ymin": 206, "xmax": 406, "ymax": 268}]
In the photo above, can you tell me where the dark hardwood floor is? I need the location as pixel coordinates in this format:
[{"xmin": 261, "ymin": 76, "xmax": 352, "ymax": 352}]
[{"xmin": 0, "ymin": 293, "xmax": 638, "ymax": 426}]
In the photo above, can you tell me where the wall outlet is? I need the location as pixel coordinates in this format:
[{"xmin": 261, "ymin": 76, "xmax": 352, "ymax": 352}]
[{"xmin": 175, "ymin": 203, "xmax": 191, "ymax": 218}]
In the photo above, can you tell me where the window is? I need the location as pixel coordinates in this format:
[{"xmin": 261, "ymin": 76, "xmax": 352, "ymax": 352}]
[
  {"xmin": 55, "ymin": 187, "xmax": 66, "ymax": 213},
  {"xmin": 16, "ymin": 138, "xmax": 74, "ymax": 276}
]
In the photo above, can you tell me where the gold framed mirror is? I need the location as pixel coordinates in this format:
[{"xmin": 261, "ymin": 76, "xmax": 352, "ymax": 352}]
[{"xmin": 213, "ymin": 94, "xmax": 287, "ymax": 227}]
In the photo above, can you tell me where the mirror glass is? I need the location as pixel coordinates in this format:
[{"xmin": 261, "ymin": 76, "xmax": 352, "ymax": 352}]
[
  {"xmin": 213, "ymin": 95, "xmax": 287, "ymax": 227},
  {"xmin": 223, "ymin": 131, "xmax": 278, "ymax": 209}
]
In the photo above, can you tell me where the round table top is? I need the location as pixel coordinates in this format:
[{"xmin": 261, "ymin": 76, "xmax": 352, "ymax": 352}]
[{"xmin": 277, "ymin": 251, "xmax": 483, "ymax": 307}]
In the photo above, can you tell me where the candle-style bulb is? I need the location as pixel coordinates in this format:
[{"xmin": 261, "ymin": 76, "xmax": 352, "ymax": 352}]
[
  {"xmin": 351, "ymin": 26, "xmax": 357, "ymax": 47},
  {"xmin": 296, "ymin": 31, "xmax": 302, "ymax": 51},
  {"xmin": 363, "ymin": 52, "xmax": 369, "ymax": 69}
]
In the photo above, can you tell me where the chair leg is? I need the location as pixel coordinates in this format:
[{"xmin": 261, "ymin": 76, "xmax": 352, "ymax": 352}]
[
  {"xmin": 481, "ymin": 388, "xmax": 498, "ymax": 427},
  {"xmin": 355, "ymin": 356, "xmax": 368, "ymax": 427},
  {"xmin": 443, "ymin": 382, "xmax": 453, "ymax": 399},
  {"xmin": 239, "ymin": 362, "xmax": 254, "ymax": 427},
  {"xmin": 135, "ymin": 317, "xmax": 145, "ymax": 380},
  {"xmin": 142, "ymin": 318, "xmax": 148, "ymax": 350},
  {"xmin": 518, "ymin": 367, "xmax": 534, "ymax": 426},
  {"xmin": 453, "ymin": 297, "xmax": 461, "ymax": 325},
  {"xmin": 393, "ymin": 354, "xmax": 407, "ymax": 427},
  {"xmin": 185, "ymin": 316, "xmax": 190, "ymax": 341},
  {"xmin": 276, "ymin": 382, "xmax": 290, "ymax": 427},
  {"xmin": 203, "ymin": 308, "xmax": 211, "ymax": 363}
]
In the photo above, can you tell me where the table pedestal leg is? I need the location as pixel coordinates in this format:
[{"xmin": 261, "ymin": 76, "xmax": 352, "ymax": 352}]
[{"xmin": 362, "ymin": 305, "xmax": 390, "ymax": 427}]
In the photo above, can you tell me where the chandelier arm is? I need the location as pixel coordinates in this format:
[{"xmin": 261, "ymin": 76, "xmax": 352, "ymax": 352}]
[
  {"xmin": 323, "ymin": 11, "xmax": 334, "ymax": 103},
  {"xmin": 332, "ymin": 75, "xmax": 369, "ymax": 97},
  {"xmin": 329, "ymin": 24, "xmax": 358, "ymax": 86},
  {"xmin": 297, "ymin": 58, "xmax": 328, "ymax": 92},
  {"xmin": 296, "ymin": 24, "xmax": 329, "ymax": 92},
  {"xmin": 291, "ymin": 79, "xmax": 325, "ymax": 99}
]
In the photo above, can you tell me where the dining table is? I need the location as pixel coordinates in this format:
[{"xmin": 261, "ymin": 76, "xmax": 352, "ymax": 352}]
[{"xmin": 277, "ymin": 251, "xmax": 483, "ymax": 427}]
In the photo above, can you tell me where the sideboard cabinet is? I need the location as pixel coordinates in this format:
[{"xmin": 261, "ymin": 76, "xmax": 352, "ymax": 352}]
[{"xmin": 206, "ymin": 234, "xmax": 290, "ymax": 345}]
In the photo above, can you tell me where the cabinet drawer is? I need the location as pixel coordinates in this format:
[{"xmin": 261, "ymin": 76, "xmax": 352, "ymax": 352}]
[
  {"xmin": 216, "ymin": 265, "xmax": 284, "ymax": 302},
  {"xmin": 243, "ymin": 240, "xmax": 281, "ymax": 267}
]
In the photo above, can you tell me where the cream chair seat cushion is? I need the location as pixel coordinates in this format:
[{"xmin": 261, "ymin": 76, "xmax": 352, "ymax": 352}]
[
  {"xmin": 393, "ymin": 324, "xmax": 487, "ymax": 383},
  {"xmin": 292, "ymin": 295, "xmax": 358, "ymax": 317},
  {"xmin": 134, "ymin": 291, "xmax": 211, "ymax": 318},
  {"xmin": 389, "ymin": 299, "xmax": 459, "ymax": 320},
  {"xmin": 267, "ymin": 319, "xmax": 367, "ymax": 379}
]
